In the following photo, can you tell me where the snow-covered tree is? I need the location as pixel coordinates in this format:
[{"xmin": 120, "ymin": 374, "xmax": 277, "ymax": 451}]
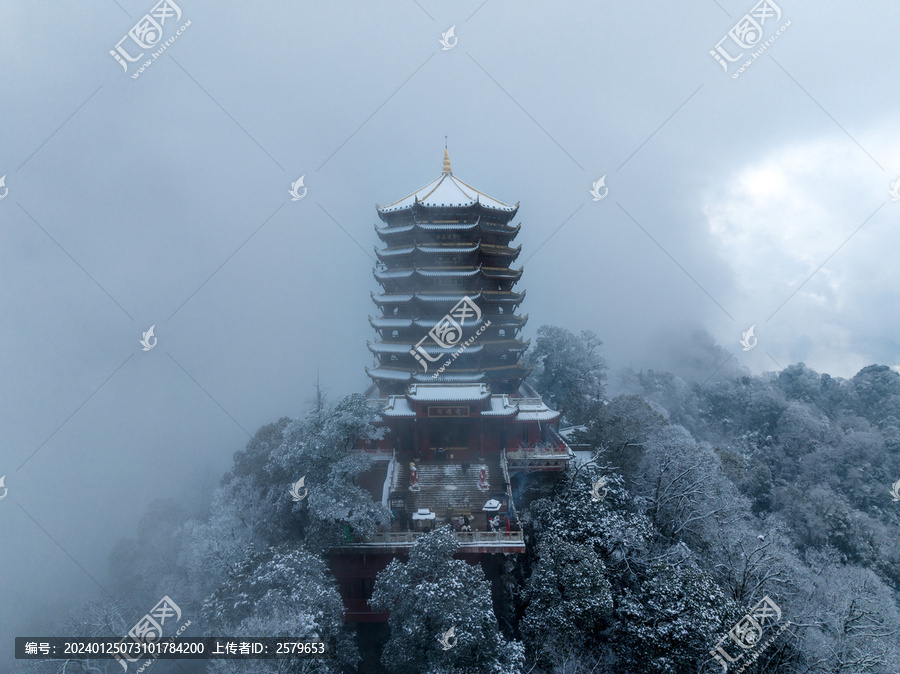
[
  {"xmin": 202, "ymin": 543, "xmax": 359, "ymax": 673},
  {"xmin": 370, "ymin": 527, "xmax": 524, "ymax": 673},
  {"xmin": 527, "ymin": 325, "xmax": 607, "ymax": 424},
  {"xmin": 267, "ymin": 393, "xmax": 392, "ymax": 551},
  {"xmin": 520, "ymin": 539, "xmax": 614, "ymax": 668}
]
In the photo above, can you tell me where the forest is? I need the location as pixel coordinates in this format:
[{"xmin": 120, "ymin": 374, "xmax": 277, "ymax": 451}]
[{"xmin": 16, "ymin": 326, "xmax": 900, "ymax": 673}]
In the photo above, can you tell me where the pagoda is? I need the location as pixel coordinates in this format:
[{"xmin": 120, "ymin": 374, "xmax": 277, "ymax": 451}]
[
  {"xmin": 367, "ymin": 149, "xmax": 530, "ymax": 395},
  {"xmin": 330, "ymin": 152, "xmax": 572, "ymax": 623}
]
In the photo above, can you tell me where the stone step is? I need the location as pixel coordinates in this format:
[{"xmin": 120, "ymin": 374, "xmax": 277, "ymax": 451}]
[{"xmin": 394, "ymin": 456, "xmax": 505, "ymax": 515}]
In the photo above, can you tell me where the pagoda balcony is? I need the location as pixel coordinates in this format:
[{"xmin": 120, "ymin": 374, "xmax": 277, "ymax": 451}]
[{"xmin": 334, "ymin": 529, "xmax": 525, "ymax": 554}]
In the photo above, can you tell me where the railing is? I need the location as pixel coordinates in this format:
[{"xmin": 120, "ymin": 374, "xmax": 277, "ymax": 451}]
[
  {"xmin": 505, "ymin": 444, "xmax": 570, "ymax": 459},
  {"xmin": 500, "ymin": 450, "xmax": 511, "ymax": 485},
  {"xmin": 382, "ymin": 450, "xmax": 398, "ymax": 507},
  {"xmin": 341, "ymin": 530, "xmax": 524, "ymax": 546}
]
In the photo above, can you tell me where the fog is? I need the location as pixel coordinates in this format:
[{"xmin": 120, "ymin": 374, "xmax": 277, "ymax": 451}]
[{"xmin": 2, "ymin": 0, "xmax": 898, "ymax": 668}]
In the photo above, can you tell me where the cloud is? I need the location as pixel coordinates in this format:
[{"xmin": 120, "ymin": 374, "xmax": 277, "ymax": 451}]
[{"xmin": 703, "ymin": 130, "xmax": 900, "ymax": 377}]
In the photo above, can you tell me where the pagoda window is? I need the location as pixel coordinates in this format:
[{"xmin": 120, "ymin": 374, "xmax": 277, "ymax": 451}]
[
  {"xmin": 498, "ymin": 329, "xmax": 506, "ymax": 338},
  {"xmin": 392, "ymin": 330, "xmax": 399, "ymax": 338},
  {"xmin": 498, "ymin": 307, "xmax": 504, "ymax": 314},
  {"xmin": 392, "ymin": 307, "xmax": 399, "ymax": 315},
  {"xmin": 389, "ymin": 355, "xmax": 398, "ymax": 362}
]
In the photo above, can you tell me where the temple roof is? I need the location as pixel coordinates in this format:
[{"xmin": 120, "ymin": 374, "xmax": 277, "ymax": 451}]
[
  {"xmin": 407, "ymin": 383, "xmax": 491, "ymax": 402},
  {"xmin": 382, "ymin": 396, "xmax": 416, "ymax": 417},
  {"xmin": 513, "ymin": 397, "xmax": 561, "ymax": 422},
  {"xmin": 377, "ymin": 154, "xmax": 517, "ymax": 214},
  {"xmin": 481, "ymin": 395, "xmax": 518, "ymax": 417}
]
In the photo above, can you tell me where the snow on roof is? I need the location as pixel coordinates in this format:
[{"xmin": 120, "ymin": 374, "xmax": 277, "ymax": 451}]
[
  {"xmin": 370, "ymin": 317, "xmax": 415, "ymax": 329},
  {"xmin": 377, "ymin": 246, "xmax": 416, "ymax": 257},
  {"xmin": 482, "ymin": 395, "xmax": 517, "ymax": 416},
  {"xmin": 382, "ymin": 396, "xmax": 416, "ymax": 417},
  {"xmin": 374, "ymin": 269, "xmax": 414, "ymax": 280},
  {"xmin": 414, "ymin": 316, "xmax": 486, "ymax": 329},
  {"xmin": 413, "ymin": 371, "xmax": 485, "ymax": 383},
  {"xmin": 516, "ymin": 409, "xmax": 561, "ymax": 422},
  {"xmin": 378, "ymin": 172, "xmax": 517, "ymax": 214},
  {"xmin": 370, "ymin": 341, "xmax": 485, "ymax": 355},
  {"xmin": 374, "ymin": 223, "xmax": 416, "ymax": 235},
  {"xmin": 417, "ymin": 292, "xmax": 483, "ymax": 302},
  {"xmin": 416, "ymin": 267, "xmax": 481, "ymax": 277},
  {"xmin": 372, "ymin": 293, "xmax": 413, "ymax": 303},
  {"xmin": 514, "ymin": 395, "xmax": 562, "ymax": 422},
  {"xmin": 407, "ymin": 383, "xmax": 491, "ymax": 402},
  {"xmin": 416, "ymin": 222, "xmax": 480, "ymax": 231},
  {"xmin": 418, "ymin": 244, "xmax": 480, "ymax": 253},
  {"xmin": 367, "ymin": 367, "xmax": 413, "ymax": 382}
]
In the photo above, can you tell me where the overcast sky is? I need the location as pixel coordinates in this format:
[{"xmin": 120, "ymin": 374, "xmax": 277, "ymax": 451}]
[{"xmin": 1, "ymin": 0, "xmax": 898, "ymax": 666}]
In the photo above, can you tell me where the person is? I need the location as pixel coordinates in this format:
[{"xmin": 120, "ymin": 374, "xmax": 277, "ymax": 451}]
[
  {"xmin": 461, "ymin": 460, "xmax": 470, "ymax": 475},
  {"xmin": 462, "ymin": 515, "xmax": 469, "ymax": 529},
  {"xmin": 490, "ymin": 515, "xmax": 500, "ymax": 531}
]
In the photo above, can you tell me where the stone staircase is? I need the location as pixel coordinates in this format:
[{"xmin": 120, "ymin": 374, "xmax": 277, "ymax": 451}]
[{"xmin": 395, "ymin": 454, "xmax": 505, "ymax": 517}]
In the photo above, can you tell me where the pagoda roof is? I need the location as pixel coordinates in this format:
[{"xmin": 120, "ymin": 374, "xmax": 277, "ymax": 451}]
[
  {"xmin": 407, "ymin": 383, "xmax": 491, "ymax": 402},
  {"xmin": 369, "ymin": 314, "xmax": 491, "ymax": 332},
  {"xmin": 413, "ymin": 315, "xmax": 488, "ymax": 329},
  {"xmin": 370, "ymin": 290, "xmax": 526, "ymax": 306},
  {"xmin": 369, "ymin": 317, "xmax": 415, "ymax": 329},
  {"xmin": 412, "ymin": 371, "xmax": 486, "ymax": 383},
  {"xmin": 366, "ymin": 366, "xmax": 413, "ymax": 382},
  {"xmin": 371, "ymin": 292, "xmax": 416, "ymax": 304},
  {"xmin": 374, "ymin": 266, "xmax": 523, "ymax": 282},
  {"xmin": 377, "ymin": 171, "xmax": 517, "ymax": 215},
  {"xmin": 368, "ymin": 340, "xmax": 485, "ymax": 356},
  {"xmin": 374, "ymin": 219, "xmax": 521, "ymax": 239},
  {"xmin": 375, "ymin": 243, "xmax": 484, "ymax": 260}
]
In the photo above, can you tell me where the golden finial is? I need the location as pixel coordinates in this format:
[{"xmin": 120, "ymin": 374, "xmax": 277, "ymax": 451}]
[{"xmin": 443, "ymin": 147, "xmax": 452, "ymax": 174}]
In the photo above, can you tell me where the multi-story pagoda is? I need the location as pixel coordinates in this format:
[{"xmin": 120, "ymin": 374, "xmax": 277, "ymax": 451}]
[
  {"xmin": 331, "ymin": 153, "xmax": 572, "ymax": 624},
  {"xmin": 367, "ymin": 150, "xmax": 530, "ymax": 395}
]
